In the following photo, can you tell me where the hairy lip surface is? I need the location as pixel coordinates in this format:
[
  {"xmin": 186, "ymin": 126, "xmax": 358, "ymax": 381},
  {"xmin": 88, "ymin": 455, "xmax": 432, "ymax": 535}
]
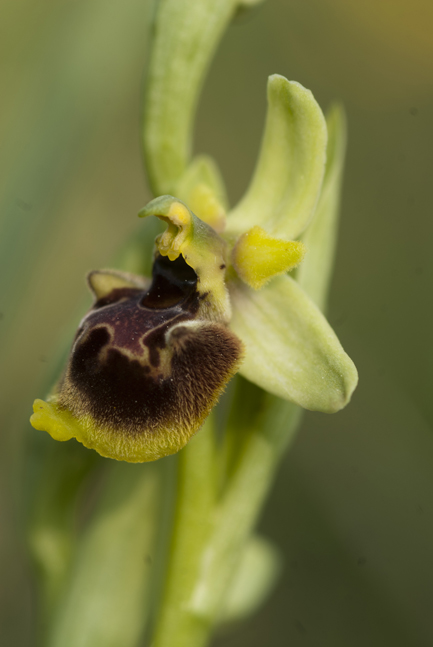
[{"xmin": 57, "ymin": 254, "xmax": 243, "ymax": 445}]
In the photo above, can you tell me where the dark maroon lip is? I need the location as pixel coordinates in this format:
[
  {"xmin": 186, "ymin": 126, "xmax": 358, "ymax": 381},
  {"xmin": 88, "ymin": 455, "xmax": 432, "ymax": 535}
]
[
  {"xmin": 80, "ymin": 294, "xmax": 192, "ymax": 357},
  {"xmin": 58, "ymin": 252, "xmax": 243, "ymax": 437},
  {"xmin": 77, "ymin": 254, "xmax": 201, "ymax": 357}
]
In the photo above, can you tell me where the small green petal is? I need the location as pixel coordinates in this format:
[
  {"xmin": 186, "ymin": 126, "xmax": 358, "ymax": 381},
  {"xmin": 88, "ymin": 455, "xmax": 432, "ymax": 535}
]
[
  {"xmin": 232, "ymin": 225, "xmax": 306, "ymax": 289},
  {"xmin": 226, "ymin": 75, "xmax": 327, "ymax": 240},
  {"xmin": 229, "ymin": 275, "xmax": 358, "ymax": 413},
  {"xmin": 175, "ymin": 155, "xmax": 229, "ymax": 232},
  {"xmin": 297, "ymin": 105, "xmax": 347, "ymax": 311},
  {"xmin": 87, "ymin": 269, "xmax": 150, "ymax": 300}
]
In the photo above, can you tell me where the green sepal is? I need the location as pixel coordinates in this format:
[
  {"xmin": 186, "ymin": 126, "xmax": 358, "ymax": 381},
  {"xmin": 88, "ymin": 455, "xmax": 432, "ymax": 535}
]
[
  {"xmin": 297, "ymin": 105, "xmax": 347, "ymax": 311},
  {"xmin": 229, "ymin": 275, "xmax": 358, "ymax": 413},
  {"xmin": 226, "ymin": 75, "xmax": 327, "ymax": 240}
]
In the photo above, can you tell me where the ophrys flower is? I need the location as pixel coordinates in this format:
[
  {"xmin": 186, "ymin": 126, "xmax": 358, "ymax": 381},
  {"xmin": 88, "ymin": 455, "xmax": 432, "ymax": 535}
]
[{"xmin": 30, "ymin": 76, "xmax": 357, "ymax": 462}]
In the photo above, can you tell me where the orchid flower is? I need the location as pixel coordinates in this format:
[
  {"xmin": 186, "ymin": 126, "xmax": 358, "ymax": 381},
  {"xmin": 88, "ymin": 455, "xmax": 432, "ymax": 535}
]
[{"xmin": 30, "ymin": 75, "xmax": 357, "ymax": 463}]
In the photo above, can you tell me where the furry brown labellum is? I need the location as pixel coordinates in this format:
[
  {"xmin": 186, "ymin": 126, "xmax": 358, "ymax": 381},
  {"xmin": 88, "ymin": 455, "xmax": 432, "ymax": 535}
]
[{"xmin": 32, "ymin": 251, "xmax": 243, "ymax": 462}]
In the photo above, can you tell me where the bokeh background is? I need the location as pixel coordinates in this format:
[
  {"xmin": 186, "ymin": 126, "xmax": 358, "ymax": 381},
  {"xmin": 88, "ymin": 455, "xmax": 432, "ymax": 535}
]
[{"xmin": 1, "ymin": 0, "xmax": 433, "ymax": 645}]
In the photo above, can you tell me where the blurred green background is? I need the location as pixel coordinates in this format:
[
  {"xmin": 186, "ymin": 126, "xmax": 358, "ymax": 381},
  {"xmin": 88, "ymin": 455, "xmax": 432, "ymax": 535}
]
[{"xmin": 1, "ymin": 0, "xmax": 432, "ymax": 645}]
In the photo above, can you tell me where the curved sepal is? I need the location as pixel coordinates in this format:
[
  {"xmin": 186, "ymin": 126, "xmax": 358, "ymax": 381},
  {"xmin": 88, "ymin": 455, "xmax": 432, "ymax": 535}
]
[
  {"xmin": 229, "ymin": 275, "xmax": 358, "ymax": 413},
  {"xmin": 226, "ymin": 75, "xmax": 327, "ymax": 240},
  {"xmin": 297, "ymin": 105, "xmax": 347, "ymax": 311}
]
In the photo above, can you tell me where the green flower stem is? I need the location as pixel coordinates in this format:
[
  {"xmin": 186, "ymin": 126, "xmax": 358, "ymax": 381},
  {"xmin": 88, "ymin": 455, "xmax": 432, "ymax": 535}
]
[
  {"xmin": 194, "ymin": 394, "xmax": 301, "ymax": 621},
  {"xmin": 152, "ymin": 380, "xmax": 301, "ymax": 647},
  {"xmin": 152, "ymin": 416, "xmax": 217, "ymax": 647}
]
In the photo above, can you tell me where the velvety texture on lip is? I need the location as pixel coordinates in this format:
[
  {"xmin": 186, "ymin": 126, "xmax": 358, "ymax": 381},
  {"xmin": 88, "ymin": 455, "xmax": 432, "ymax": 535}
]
[{"xmin": 43, "ymin": 253, "xmax": 243, "ymax": 461}]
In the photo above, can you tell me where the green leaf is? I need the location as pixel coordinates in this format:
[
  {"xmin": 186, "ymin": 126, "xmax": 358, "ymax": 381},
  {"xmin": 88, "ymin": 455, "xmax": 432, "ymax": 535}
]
[
  {"xmin": 226, "ymin": 75, "xmax": 327, "ymax": 240},
  {"xmin": 27, "ymin": 441, "xmax": 100, "ymax": 620},
  {"xmin": 297, "ymin": 105, "xmax": 347, "ymax": 311},
  {"xmin": 47, "ymin": 463, "xmax": 160, "ymax": 647},
  {"xmin": 229, "ymin": 275, "xmax": 358, "ymax": 413}
]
